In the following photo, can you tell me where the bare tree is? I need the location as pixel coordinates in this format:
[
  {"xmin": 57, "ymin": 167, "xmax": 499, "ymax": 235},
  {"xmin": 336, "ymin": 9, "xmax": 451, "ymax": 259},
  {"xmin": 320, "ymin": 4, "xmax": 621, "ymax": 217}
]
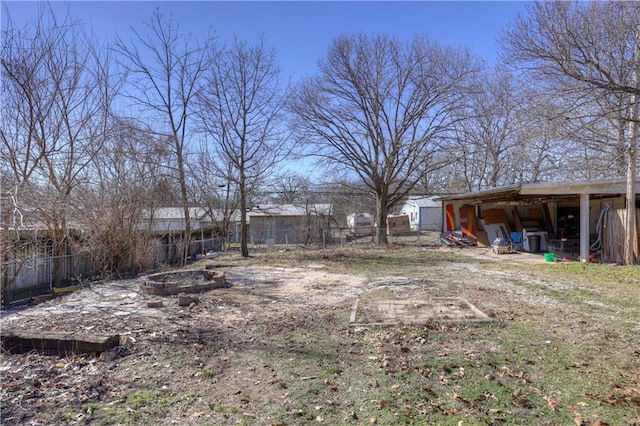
[
  {"xmin": 412, "ymin": 156, "xmax": 452, "ymax": 194},
  {"xmin": 188, "ymin": 151, "xmax": 240, "ymax": 250},
  {"xmin": 114, "ymin": 9, "xmax": 213, "ymax": 265},
  {"xmin": 444, "ymin": 71, "xmax": 514, "ymax": 191},
  {"xmin": 1, "ymin": 4, "xmax": 116, "ymax": 290},
  {"xmin": 508, "ymin": 97, "xmax": 565, "ymax": 183},
  {"xmin": 290, "ymin": 34, "xmax": 477, "ymax": 243},
  {"xmin": 453, "ymin": 71, "xmax": 525, "ymax": 189},
  {"xmin": 197, "ymin": 37, "xmax": 292, "ymax": 257},
  {"xmin": 78, "ymin": 118, "xmax": 175, "ymax": 276},
  {"xmin": 502, "ymin": 1, "xmax": 640, "ymax": 264},
  {"xmin": 267, "ymin": 171, "xmax": 313, "ymax": 204},
  {"xmin": 441, "ymin": 72, "xmax": 568, "ymax": 191},
  {"xmin": 556, "ymin": 89, "xmax": 638, "ymax": 179}
]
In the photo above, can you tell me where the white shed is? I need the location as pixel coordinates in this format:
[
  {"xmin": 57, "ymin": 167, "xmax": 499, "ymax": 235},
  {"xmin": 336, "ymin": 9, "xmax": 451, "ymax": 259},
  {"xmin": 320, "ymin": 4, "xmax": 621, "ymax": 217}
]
[{"xmin": 399, "ymin": 196, "xmax": 442, "ymax": 231}]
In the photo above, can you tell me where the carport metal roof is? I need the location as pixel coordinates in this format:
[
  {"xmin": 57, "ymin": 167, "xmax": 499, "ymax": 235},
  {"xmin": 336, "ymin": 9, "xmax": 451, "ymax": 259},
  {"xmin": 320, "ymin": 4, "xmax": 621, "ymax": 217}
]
[{"xmin": 437, "ymin": 178, "xmax": 639, "ymax": 204}]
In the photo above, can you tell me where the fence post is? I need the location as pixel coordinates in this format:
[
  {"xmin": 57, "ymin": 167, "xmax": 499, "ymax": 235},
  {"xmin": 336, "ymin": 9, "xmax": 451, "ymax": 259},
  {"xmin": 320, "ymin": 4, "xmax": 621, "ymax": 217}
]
[{"xmin": 48, "ymin": 257, "xmax": 53, "ymax": 292}]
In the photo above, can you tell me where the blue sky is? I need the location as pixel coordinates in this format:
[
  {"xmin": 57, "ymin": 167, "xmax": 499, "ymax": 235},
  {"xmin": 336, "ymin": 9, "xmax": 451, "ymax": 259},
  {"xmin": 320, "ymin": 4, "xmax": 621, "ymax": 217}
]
[{"xmin": 2, "ymin": 1, "xmax": 530, "ymax": 79}]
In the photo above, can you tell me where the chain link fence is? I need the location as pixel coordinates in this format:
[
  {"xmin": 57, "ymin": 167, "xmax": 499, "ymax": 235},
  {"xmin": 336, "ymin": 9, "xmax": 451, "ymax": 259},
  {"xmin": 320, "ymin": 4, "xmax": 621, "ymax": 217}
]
[
  {"xmin": 1, "ymin": 229, "xmax": 439, "ymax": 306},
  {"xmin": 156, "ymin": 237, "xmax": 223, "ymax": 263},
  {"xmin": 246, "ymin": 227, "xmax": 439, "ymax": 249},
  {"xmin": 1, "ymin": 237, "xmax": 224, "ymax": 307}
]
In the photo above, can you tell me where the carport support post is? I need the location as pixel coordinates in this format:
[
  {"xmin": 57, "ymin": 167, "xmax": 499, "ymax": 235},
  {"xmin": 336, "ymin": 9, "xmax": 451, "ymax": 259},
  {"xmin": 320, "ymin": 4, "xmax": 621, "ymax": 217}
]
[{"xmin": 580, "ymin": 193, "xmax": 590, "ymax": 262}]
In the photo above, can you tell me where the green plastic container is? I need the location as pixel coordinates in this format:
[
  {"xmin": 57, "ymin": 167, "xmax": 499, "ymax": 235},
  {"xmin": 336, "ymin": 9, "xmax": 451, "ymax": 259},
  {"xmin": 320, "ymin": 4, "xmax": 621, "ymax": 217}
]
[{"xmin": 544, "ymin": 252, "xmax": 555, "ymax": 262}]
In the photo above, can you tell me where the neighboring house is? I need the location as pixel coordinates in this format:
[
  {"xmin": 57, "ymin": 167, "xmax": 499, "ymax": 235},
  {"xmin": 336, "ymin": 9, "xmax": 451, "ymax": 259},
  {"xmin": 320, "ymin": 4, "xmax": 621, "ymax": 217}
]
[
  {"xmin": 248, "ymin": 203, "xmax": 334, "ymax": 245},
  {"xmin": 139, "ymin": 207, "xmax": 207, "ymax": 234},
  {"xmin": 196, "ymin": 208, "xmax": 242, "ymax": 240},
  {"xmin": 399, "ymin": 196, "xmax": 442, "ymax": 232},
  {"xmin": 139, "ymin": 207, "xmax": 222, "ymax": 260},
  {"xmin": 438, "ymin": 178, "xmax": 640, "ymax": 263}
]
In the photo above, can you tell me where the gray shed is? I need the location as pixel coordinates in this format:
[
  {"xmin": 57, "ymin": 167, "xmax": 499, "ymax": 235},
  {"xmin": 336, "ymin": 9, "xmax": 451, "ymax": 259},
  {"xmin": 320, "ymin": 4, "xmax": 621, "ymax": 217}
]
[{"xmin": 399, "ymin": 196, "xmax": 442, "ymax": 231}]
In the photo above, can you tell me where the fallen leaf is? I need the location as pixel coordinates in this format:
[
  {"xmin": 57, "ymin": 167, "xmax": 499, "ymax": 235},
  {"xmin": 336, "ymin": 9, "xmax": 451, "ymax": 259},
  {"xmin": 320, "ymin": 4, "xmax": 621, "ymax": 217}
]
[
  {"xmin": 422, "ymin": 386, "xmax": 437, "ymax": 397},
  {"xmin": 543, "ymin": 394, "xmax": 560, "ymax": 412}
]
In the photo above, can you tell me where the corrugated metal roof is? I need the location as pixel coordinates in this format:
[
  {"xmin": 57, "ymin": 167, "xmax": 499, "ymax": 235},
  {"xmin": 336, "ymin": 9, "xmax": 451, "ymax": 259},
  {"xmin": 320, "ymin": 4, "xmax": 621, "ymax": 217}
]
[
  {"xmin": 405, "ymin": 195, "xmax": 441, "ymax": 208},
  {"xmin": 437, "ymin": 178, "xmax": 639, "ymax": 203},
  {"xmin": 519, "ymin": 178, "xmax": 639, "ymax": 195},
  {"xmin": 248, "ymin": 204, "xmax": 333, "ymax": 217},
  {"xmin": 145, "ymin": 207, "xmax": 208, "ymax": 220},
  {"xmin": 436, "ymin": 184, "xmax": 521, "ymax": 202}
]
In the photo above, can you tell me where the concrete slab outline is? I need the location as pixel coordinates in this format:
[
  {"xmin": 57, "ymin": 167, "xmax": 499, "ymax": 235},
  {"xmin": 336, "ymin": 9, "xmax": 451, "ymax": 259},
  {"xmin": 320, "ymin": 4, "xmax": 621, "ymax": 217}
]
[{"xmin": 349, "ymin": 296, "xmax": 492, "ymax": 326}]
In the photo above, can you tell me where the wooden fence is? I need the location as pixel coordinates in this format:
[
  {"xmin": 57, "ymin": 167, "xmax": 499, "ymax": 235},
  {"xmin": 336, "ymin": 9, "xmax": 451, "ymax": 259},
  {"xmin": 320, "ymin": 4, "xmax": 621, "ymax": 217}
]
[
  {"xmin": 601, "ymin": 208, "xmax": 640, "ymax": 264},
  {"xmin": 1, "ymin": 252, "xmax": 95, "ymax": 305}
]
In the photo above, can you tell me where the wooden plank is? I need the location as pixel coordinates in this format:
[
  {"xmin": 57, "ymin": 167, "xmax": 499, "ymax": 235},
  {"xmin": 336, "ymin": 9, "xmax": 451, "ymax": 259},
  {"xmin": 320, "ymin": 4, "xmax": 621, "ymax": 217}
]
[
  {"xmin": 482, "ymin": 209, "xmax": 511, "ymax": 234},
  {"xmin": 1, "ymin": 329, "xmax": 120, "ymax": 355},
  {"xmin": 542, "ymin": 203, "xmax": 555, "ymax": 235},
  {"xmin": 459, "ymin": 206, "xmax": 477, "ymax": 238},
  {"xmin": 512, "ymin": 208, "xmax": 523, "ymax": 232},
  {"xmin": 476, "ymin": 230, "xmax": 489, "ymax": 248}
]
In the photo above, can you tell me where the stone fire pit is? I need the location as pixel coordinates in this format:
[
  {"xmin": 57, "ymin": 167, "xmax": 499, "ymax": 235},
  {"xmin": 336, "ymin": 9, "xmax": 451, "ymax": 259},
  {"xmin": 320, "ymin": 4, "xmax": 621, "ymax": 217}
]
[{"xmin": 139, "ymin": 269, "xmax": 229, "ymax": 296}]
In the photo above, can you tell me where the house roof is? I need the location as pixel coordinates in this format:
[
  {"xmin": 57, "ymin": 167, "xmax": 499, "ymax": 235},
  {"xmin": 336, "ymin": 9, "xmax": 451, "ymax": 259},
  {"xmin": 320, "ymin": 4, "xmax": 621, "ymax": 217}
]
[
  {"xmin": 437, "ymin": 178, "xmax": 640, "ymax": 204},
  {"xmin": 248, "ymin": 203, "xmax": 333, "ymax": 217},
  {"xmin": 139, "ymin": 207, "xmax": 209, "ymax": 232},
  {"xmin": 144, "ymin": 207, "xmax": 209, "ymax": 220},
  {"xmin": 404, "ymin": 195, "xmax": 440, "ymax": 208}
]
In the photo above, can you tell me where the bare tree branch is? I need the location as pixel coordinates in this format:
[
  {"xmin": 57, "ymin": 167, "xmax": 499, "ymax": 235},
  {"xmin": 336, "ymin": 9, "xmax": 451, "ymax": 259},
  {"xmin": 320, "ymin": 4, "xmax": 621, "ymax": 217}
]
[
  {"xmin": 114, "ymin": 9, "xmax": 214, "ymax": 265},
  {"xmin": 197, "ymin": 36, "xmax": 293, "ymax": 257},
  {"xmin": 290, "ymin": 33, "xmax": 477, "ymax": 243}
]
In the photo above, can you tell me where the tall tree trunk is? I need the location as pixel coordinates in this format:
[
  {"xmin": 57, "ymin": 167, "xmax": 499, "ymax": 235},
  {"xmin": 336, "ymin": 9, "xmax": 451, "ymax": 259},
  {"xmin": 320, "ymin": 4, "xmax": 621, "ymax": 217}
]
[
  {"xmin": 239, "ymin": 173, "xmax": 249, "ymax": 257},
  {"xmin": 625, "ymin": 104, "xmax": 638, "ymax": 265},
  {"xmin": 177, "ymin": 146, "xmax": 191, "ymax": 266},
  {"xmin": 375, "ymin": 189, "xmax": 389, "ymax": 245},
  {"xmin": 625, "ymin": 26, "xmax": 640, "ymax": 265}
]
